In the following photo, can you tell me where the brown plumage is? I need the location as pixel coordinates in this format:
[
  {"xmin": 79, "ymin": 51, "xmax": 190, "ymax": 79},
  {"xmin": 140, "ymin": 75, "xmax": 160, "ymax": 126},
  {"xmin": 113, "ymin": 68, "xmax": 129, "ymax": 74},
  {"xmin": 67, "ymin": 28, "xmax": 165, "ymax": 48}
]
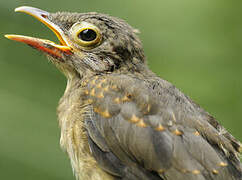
[{"xmin": 5, "ymin": 6, "xmax": 242, "ymax": 180}]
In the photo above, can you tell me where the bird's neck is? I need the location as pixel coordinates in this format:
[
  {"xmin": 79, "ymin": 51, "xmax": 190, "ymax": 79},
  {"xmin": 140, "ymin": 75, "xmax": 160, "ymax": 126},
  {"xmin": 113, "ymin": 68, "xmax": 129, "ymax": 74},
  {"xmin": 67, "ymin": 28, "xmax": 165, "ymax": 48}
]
[
  {"xmin": 57, "ymin": 75, "xmax": 83, "ymax": 151},
  {"xmin": 114, "ymin": 62, "xmax": 156, "ymax": 78}
]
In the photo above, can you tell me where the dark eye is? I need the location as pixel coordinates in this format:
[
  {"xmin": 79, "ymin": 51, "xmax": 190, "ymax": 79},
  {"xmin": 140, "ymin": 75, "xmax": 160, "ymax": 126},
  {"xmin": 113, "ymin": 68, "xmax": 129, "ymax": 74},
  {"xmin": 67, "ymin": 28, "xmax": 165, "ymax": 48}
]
[
  {"xmin": 72, "ymin": 22, "xmax": 102, "ymax": 47},
  {"xmin": 78, "ymin": 29, "xmax": 97, "ymax": 42}
]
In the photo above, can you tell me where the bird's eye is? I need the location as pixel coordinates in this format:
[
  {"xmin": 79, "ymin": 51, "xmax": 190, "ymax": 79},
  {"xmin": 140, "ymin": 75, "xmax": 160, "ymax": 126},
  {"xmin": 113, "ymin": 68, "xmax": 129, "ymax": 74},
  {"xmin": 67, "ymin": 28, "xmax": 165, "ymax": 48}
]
[
  {"xmin": 71, "ymin": 22, "xmax": 102, "ymax": 48},
  {"xmin": 78, "ymin": 29, "xmax": 97, "ymax": 42}
]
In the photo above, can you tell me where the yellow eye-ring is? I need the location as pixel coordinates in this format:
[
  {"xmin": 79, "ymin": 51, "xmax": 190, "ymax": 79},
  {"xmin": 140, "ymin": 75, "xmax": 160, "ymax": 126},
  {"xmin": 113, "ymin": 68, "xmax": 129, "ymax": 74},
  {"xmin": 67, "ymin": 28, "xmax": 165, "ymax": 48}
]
[{"xmin": 71, "ymin": 22, "xmax": 101, "ymax": 47}]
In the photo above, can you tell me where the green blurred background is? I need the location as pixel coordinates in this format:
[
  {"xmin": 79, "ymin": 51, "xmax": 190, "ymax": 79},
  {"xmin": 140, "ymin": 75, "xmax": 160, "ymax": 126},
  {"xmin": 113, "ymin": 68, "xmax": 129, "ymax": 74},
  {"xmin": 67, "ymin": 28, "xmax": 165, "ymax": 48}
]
[{"xmin": 1, "ymin": 0, "xmax": 242, "ymax": 179}]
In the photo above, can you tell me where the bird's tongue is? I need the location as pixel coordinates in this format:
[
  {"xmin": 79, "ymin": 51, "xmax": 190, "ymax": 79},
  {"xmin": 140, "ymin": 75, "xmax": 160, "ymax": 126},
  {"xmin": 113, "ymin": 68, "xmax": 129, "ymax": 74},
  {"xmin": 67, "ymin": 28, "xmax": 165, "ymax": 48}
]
[{"xmin": 4, "ymin": 6, "xmax": 73, "ymax": 59}]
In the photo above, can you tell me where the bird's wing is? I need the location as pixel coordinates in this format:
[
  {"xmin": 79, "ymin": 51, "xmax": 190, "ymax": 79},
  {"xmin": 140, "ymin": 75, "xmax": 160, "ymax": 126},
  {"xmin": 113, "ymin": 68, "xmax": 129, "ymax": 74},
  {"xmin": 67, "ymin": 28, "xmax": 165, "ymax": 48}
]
[{"xmin": 82, "ymin": 74, "xmax": 242, "ymax": 180}]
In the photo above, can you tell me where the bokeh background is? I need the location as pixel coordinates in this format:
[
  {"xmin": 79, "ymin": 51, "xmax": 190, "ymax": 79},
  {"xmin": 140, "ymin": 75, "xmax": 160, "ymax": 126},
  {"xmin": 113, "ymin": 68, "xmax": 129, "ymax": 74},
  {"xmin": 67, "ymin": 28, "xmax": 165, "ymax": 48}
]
[{"xmin": 1, "ymin": 0, "xmax": 242, "ymax": 179}]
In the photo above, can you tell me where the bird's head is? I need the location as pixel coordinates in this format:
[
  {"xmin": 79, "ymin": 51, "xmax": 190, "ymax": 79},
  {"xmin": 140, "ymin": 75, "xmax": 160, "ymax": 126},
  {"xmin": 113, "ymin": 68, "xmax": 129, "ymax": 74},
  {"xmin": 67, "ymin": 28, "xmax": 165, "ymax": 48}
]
[{"xmin": 5, "ymin": 6, "xmax": 146, "ymax": 79}]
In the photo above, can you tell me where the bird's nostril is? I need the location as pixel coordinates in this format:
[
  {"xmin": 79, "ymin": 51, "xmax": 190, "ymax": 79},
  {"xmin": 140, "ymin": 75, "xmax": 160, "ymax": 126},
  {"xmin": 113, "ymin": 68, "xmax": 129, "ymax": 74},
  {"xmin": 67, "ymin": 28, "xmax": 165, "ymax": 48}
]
[{"xmin": 41, "ymin": 14, "xmax": 47, "ymax": 18}]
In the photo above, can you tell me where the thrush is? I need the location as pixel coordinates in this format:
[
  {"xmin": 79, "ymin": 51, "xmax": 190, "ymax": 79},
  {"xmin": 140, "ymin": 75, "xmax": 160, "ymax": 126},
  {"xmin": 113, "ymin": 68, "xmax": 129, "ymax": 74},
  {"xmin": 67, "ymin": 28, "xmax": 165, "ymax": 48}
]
[{"xmin": 5, "ymin": 6, "xmax": 242, "ymax": 180}]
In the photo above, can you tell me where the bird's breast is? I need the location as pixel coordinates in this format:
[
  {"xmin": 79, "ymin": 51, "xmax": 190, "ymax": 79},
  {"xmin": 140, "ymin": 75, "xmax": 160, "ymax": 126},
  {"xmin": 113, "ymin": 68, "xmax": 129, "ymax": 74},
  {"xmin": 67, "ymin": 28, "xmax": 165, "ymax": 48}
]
[{"xmin": 57, "ymin": 78, "xmax": 114, "ymax": 180}]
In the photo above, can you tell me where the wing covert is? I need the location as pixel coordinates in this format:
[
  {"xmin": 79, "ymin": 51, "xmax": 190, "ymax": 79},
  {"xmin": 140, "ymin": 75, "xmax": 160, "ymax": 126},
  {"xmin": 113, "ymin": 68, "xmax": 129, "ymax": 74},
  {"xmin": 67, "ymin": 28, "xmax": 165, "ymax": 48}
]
[{"xmin": 81, "ymin": 74, "xmax": 241, "ymax": 180}]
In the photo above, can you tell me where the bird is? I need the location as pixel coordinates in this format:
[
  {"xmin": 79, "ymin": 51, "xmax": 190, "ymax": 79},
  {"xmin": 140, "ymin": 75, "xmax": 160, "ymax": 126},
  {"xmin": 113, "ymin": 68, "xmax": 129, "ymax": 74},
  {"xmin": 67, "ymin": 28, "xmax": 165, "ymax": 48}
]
[{"xmin": 5, "ymin": 6, "xmax": 242, "ymax": 180}]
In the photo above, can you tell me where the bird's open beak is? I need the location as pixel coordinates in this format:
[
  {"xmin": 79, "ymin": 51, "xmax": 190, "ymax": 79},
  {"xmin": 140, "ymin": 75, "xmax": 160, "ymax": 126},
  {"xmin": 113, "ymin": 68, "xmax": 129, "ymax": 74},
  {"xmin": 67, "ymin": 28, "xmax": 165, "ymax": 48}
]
[{"xmin": 5, "ymin": 6, "xmax": 73, "ymax": 60}]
